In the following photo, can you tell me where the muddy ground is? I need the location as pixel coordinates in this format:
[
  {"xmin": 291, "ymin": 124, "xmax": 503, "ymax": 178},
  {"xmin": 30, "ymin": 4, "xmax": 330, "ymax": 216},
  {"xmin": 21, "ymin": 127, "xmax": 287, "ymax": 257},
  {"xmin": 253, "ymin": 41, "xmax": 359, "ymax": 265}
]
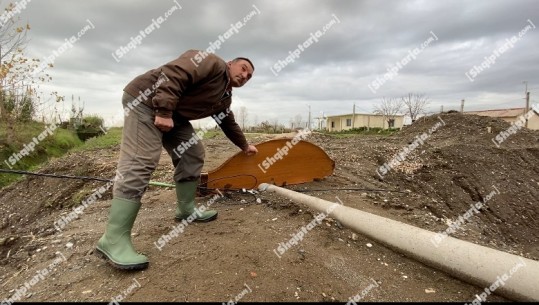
[{"xmin": 0, "ymin": 112, "xmax": 538, "ymax": 302}]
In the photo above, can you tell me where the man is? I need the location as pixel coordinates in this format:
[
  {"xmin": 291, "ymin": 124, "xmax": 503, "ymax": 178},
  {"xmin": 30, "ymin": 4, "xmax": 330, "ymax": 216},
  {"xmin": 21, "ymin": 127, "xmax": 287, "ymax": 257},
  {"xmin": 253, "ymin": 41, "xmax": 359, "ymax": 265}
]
[{"xmin": 95, "ymin": 49, "xmax": 257, "ymax": 270}]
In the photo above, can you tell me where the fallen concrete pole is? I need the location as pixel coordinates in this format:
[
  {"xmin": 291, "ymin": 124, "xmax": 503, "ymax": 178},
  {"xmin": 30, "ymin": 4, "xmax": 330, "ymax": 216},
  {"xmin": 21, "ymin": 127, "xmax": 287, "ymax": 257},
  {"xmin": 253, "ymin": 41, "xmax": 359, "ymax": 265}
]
[{"xmin": 258, "ymin": 183, "xmax": 539, "ymax": 302}]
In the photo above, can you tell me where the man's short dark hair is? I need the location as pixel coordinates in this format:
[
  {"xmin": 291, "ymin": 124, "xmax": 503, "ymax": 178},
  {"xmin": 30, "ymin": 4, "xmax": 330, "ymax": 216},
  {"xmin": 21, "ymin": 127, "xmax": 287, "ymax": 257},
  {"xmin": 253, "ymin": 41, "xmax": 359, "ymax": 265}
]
[{"xmin": 233, "ymin": 57, "xmax": 255, "ymax": 71}]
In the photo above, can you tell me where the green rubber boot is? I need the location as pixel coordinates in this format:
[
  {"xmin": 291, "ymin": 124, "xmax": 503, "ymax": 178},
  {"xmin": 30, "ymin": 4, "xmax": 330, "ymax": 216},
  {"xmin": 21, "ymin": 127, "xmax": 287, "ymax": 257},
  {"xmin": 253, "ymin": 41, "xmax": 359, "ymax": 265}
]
[
  {"xmin": 175, "ymin": 180, "xmax": 218, "ymax": 222},
  {"xmin": 96, "ymin": 198, "xmax": 149, "ymax": 270}
]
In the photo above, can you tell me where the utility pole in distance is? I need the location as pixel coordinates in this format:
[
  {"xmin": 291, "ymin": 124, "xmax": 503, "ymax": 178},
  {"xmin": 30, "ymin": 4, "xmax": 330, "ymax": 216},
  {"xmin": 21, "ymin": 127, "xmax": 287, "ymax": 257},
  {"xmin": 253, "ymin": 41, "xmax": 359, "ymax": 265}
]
[
  {"xmin": 306, "ymin": 104, "xmax": 311, "ymax": 130},
  {"xmin": 525, "ymin": 91, "xmax": 530, "ymax": 128},
  {"xmin": 352, "ymin": 103, "xmax": 356, "ymax": 129}
]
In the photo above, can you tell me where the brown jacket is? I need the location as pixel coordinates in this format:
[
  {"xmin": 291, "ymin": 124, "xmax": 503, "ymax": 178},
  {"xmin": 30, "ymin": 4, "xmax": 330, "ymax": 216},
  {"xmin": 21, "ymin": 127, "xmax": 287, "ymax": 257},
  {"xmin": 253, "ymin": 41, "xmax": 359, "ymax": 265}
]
[{"xmin": 123, "ymin": 49, "xmax": 248, "ymax": 149}]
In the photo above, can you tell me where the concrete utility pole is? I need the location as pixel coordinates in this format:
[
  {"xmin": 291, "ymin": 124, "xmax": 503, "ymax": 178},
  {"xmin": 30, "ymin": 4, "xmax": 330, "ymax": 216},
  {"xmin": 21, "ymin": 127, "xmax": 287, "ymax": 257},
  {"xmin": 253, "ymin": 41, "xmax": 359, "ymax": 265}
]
[
  {"xmin": 525, "ymin": 91, "xmax": 530, "ymax": 128},
  {"xmin": 460, "ymin": 99, "xmax": 465, "ymax": 113},
  {"xmin": 306, "ymin": 104, "xmax": 311, "ymax": 130},
  {"xmin": 440, "ymin": 105, "xmax": 444, "ymax": 113},
  {"xmin": 352, "ymin": 103, "xmax": 356, "ymax": 129}
]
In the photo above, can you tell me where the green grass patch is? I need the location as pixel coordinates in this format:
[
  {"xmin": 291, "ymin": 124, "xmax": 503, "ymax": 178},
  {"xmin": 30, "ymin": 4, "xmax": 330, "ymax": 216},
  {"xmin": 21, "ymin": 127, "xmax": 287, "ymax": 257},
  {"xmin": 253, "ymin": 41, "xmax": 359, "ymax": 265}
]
[
  {"xmin": 0, "ymin": 122, "xmax": 84, "ymax": 188},
  {"xmin": 201, "ymin": 129, "xmax": 224, "ymax": 139},
  {"xmin": 324, "ymin": 127, "xmax": 399, "ymax": 138},
  {"xmin": 72, "ymin": 127, "xmax": 122, "ymax": 151}
]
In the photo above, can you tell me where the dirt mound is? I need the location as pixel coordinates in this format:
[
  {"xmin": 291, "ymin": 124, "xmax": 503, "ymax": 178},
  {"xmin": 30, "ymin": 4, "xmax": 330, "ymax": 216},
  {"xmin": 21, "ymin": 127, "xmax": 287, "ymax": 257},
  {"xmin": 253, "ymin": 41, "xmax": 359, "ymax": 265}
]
[
  {"xmin": 0, "ymin": 147, "xmax": 120, "ymax": 265},
  {"xmin": 398, "ymin": 112, "xmax": 539, "ymax": 147},
  {"xmin": 375, "ymin": 113, "xmax": 539, "ymax": 255}
]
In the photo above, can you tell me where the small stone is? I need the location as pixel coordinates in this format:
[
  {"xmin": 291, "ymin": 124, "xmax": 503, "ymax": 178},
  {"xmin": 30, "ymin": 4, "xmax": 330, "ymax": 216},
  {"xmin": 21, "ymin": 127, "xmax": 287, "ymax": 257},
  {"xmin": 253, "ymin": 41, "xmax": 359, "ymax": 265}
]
[
  {"xmin": 351, "ymin": 233, "xmax": 358, "ymax": 241},
  {"xmin": 256, "ymin": 198, "xmax": 262, "ymax": 204},
  {"xmin": 272, "ymin": 218, "xmax": 278, "ymax": 221},
  {"xmin": 66, "ymin": 242, "xmax": 74, "ymax": 249},
  {"xmin": 402, "ymin": 275, "xmax": 408, "ymax": 279},
  {"xmin": 366, "ymin": 243, "xmax": 373, "ymax": 248},
  {"xmin": 82, "ymin": 290, "xmax": 92, "ymax": 294},
  {"xmin": 425, "ymin": 288, "xmax": 435, "ymax": 293}
]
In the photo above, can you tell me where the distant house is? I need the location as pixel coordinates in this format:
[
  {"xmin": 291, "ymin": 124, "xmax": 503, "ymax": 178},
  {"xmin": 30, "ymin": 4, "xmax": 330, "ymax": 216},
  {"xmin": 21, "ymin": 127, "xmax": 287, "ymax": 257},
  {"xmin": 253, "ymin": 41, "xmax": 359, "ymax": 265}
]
[
  {"xmin": 325, "ymin": 113, "xmax": 405, "ymax": 132},
  {"xmin": 465, "ymin": 107, "xmax": 539, "ymax": 130}
]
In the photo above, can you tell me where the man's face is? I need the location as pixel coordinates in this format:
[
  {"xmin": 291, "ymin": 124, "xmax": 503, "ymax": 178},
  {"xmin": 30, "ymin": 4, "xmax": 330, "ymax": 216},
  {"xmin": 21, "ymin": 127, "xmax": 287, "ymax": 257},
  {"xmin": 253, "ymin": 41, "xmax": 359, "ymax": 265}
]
[{"xmin": 227, "ymin": 59, "xmax": 254, "ymax": 88}]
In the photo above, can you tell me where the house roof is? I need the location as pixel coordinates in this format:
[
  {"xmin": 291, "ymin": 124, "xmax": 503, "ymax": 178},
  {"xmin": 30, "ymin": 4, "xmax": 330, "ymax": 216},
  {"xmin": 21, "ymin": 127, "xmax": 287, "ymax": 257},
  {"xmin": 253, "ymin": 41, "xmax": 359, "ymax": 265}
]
[
  {"xmin": 326, "ymin": 113, "xmax": 405, "ymax": 119},
  {"xmin": 465, "ymin": 108, "xmax": 528, "ymax": 118}
]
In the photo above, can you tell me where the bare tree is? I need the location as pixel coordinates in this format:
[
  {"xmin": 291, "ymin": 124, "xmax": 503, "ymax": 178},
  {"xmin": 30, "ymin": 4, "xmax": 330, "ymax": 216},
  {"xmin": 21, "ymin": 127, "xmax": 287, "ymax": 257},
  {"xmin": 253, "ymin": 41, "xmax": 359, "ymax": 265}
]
[
  {"xmin": 293, "ymin": 114, "xmax": 302, "ymax": 129},
  {"xmin": 259, "ymin": 120, "xmax": 272, "ymax": 133},
  {"xmin": 0, "ymin": 3, "xmax": 29, "ymax": 63},
  {"xmin": 238, "ymin": 106, "xmax": 248, "ymax": 130},
  {"xmin": 0, "ymin": 3, "xmax": 33, "ymax": 141},
  {"xmin": 0, "ymin": 3, "xmax": 64, "ymax": 136},
  {"xmin": 271, "ymin": 118, "xmax": 280, "ymax": 133},
  {"xmin": 373, "ymin": 97, "xmax": 403, "ymax": 129},
  {"xmin": 401, "ymin": 93, "xmax": 429, "ymax": 122}
]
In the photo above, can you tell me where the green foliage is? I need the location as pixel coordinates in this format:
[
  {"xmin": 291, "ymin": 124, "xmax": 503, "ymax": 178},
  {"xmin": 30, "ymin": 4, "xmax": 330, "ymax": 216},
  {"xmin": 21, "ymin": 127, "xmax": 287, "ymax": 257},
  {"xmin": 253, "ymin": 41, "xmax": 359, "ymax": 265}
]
[
  {"xmin": 0, "ymin": 91, "xmax": 35, "ymax": 121},
  {"xmin": 76, "ymin": 115, "xmax": 105, "ymax": 141},
  {"xmin": 19, "ymin": 96, "xmax": 34, "ymax": 121}
]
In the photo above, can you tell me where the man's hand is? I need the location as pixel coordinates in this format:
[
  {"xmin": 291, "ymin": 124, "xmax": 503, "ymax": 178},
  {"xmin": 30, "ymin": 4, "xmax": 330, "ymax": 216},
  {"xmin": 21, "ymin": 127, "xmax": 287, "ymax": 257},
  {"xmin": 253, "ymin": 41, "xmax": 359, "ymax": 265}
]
[
  {"xmin": 243, "ymin": 144, "xmax": 258, "ymax": 156},
  {"xmin": 155, "ymin": 116, "xmax": 174, "ymax": 132}
]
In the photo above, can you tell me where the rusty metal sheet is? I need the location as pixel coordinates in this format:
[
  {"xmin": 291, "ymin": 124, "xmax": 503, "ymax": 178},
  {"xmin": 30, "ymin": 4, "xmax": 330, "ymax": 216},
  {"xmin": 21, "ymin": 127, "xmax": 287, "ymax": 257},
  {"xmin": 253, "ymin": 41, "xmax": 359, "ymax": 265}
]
[{"xmin": 200, "ymin": 138, "xmax": 335, "ymax": 190}]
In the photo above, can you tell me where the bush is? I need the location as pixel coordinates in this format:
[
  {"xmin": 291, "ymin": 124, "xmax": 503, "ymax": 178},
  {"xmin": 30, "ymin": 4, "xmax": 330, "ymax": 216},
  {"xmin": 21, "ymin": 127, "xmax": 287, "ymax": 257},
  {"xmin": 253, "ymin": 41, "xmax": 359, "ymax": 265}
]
[{"xmin": 76, "ymin": 115, "xmax": 105, "ymax": 141}]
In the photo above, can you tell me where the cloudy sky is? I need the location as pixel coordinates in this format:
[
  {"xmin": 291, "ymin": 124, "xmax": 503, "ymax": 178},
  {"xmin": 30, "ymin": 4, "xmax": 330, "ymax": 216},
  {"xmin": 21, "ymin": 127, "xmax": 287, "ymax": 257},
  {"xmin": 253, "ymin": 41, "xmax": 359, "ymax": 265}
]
[{"xmin": 5, "ymin": 0, "xmax": 539, "ymax": 127}]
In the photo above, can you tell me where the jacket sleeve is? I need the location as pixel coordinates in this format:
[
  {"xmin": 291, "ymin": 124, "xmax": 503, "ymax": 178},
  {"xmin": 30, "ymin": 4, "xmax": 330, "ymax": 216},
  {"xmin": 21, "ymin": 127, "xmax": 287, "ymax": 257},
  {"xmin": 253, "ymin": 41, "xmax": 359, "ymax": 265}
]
[
  {"xmin": 217, "ymin": 109, "xmax": 249, "ymax": 150},
  {"xmin": 152, "ymin": 50, "xmax": 220, "ymax": 118}
]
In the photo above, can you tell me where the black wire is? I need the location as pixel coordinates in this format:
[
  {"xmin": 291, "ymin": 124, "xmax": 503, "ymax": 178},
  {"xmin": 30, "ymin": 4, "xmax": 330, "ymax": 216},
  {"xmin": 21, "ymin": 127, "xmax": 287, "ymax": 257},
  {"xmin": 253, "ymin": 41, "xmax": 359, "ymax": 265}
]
[
  {"xmin": 202, "ymin": 174, "xmax": 259, "ymax": 191},
  {"xmin": 1, "ymin": 168, "xmax": 261, "ymax": 204},
  {"xmin": 1, "ymin": 169, "xmax": 404, "ymax": 203},
  {"xmin": 0, "ymin": 168, "xmax": 112, "ymax": 182},
  {"xmin": 196, "ymin": 174, "xmax": 261, "ymax": 205}
]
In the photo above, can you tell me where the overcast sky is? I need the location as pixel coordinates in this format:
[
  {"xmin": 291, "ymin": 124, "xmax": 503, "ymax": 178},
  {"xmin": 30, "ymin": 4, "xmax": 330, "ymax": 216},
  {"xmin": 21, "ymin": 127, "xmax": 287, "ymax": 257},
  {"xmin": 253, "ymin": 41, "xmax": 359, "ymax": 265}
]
[{"xmin": 6, "ymin": 0, "xmax": 539, "ymax": 127}]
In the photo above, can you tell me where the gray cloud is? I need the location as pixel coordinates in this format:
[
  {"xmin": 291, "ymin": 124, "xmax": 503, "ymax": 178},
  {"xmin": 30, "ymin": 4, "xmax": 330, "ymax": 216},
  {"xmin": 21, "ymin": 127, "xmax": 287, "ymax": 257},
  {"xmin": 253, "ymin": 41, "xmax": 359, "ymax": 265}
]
[{"xmin": 5, "ymin": 0, "xmax": 538, "ymax": 126}]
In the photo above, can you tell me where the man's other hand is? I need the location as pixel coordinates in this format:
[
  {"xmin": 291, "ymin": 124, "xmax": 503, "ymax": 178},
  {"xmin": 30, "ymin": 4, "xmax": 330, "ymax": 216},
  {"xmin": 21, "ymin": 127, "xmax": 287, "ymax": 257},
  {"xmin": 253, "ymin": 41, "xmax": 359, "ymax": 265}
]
[
  {"xmin": 155, "ymin": 116, "xmax": 174, "ymax": 132},
  {"xmin": 243, "ymin": 144, "xmax": 258, "ymax": 156}
]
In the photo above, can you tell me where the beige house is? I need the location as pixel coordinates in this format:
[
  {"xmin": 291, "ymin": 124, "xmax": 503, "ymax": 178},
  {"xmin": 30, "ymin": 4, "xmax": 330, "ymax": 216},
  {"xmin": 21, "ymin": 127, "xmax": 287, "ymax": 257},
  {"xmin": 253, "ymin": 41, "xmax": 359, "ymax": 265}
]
[
  {"xmin": 465, "ymin": 107, "xmax": 539, "ymax": 130},
  {"xmin": 326, "ymin": 113, "xmax": 405, "ymax": 132}
]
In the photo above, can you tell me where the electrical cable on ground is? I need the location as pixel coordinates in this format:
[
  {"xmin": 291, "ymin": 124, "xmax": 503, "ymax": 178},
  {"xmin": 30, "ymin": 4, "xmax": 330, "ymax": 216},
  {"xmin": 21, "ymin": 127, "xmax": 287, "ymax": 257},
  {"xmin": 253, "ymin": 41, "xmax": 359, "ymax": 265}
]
[
  {"xmin": 0, "ymin": 168, "xmax": 112, "ymax": 182},
  {"xmin": 0, "ymin": 169, "xmax": 406, "ymax": 205}
]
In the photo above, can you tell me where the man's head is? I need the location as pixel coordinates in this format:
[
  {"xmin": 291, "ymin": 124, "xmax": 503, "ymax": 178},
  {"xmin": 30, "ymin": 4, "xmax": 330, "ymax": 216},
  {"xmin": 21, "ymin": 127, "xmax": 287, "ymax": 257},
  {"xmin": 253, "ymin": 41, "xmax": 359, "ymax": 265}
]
[{"xmin": 227, "ymin": 57, "xmax": 254, "ymax": 88}]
